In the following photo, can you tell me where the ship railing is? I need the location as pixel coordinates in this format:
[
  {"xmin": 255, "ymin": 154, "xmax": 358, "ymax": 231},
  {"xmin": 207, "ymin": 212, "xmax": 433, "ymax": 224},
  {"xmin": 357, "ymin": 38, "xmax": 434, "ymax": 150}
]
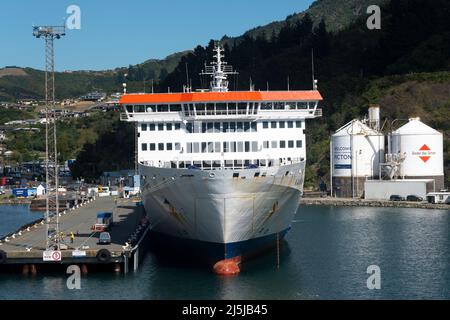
[
  {"xmin": 141, "ymin": 158, "xmax": 304, "ymax": 171},
  {"xmin": 313, "ymin": 108, "xmax": 322, "ymax": 117}
]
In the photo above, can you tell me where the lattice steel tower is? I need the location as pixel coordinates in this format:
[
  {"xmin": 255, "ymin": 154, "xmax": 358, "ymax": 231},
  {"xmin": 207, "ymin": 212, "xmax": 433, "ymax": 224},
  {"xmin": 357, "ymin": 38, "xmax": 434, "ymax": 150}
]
[{"xmin": 32, "ymin": 26, "xmax": 65, "ymax": 250}]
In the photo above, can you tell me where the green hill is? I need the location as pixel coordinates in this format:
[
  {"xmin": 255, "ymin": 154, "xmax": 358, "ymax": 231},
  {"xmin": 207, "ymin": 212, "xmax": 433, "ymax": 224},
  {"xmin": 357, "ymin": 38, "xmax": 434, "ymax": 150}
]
[{"xmin": 0, "ymin": 51, "xmax": 186, "ymax": 101}]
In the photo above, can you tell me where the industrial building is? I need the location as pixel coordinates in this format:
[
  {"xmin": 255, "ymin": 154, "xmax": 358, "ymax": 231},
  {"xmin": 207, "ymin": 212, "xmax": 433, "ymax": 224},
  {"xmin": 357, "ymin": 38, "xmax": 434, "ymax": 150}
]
[
  {"xmin": 330, "ymin": 106, "xmax": 446, "ymax": 200},
  {"xmin": 331, "ymin": 105, "xmax": 384, "ymax": 198}
]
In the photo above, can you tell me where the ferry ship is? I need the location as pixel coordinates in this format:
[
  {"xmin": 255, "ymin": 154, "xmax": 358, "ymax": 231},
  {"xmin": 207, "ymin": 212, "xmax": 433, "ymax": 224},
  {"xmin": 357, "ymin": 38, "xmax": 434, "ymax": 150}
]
[{"xmin": 120, "ymin": 45, "xmax": 322, "ymax": 274}]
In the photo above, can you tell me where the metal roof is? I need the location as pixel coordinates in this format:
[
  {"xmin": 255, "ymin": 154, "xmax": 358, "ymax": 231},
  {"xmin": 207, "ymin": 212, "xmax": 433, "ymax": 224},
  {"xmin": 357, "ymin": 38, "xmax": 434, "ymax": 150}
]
[{"xmin": 119, "ymin": 90, "xmax": 323, "ymax": 104}]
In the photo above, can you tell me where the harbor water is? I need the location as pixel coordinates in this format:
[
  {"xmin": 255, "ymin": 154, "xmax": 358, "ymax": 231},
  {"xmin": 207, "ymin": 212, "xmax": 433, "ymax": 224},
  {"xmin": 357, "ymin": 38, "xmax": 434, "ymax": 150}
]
[{"xmin": 0, "ymin": 204, "xmax": 449, "ymax": 299}]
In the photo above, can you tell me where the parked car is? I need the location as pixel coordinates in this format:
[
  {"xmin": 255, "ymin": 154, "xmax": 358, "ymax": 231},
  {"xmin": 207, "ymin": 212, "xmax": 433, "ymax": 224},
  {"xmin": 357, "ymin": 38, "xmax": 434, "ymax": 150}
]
[
  {"xmin": 98, "ymin": 232, "xmax": 111, "ymax": 245},
  {"xmin": 406, "ymin": 195, "xmax": 423, "ymax": 202},
  {"xmin": 390, "ymin": 195, "xmax": 404, "ymax": 201}
]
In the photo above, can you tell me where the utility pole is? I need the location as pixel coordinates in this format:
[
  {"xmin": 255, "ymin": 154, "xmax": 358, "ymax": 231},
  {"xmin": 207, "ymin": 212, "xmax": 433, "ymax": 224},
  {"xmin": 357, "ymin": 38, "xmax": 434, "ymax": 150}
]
[{"xmin": 33, "ymin": 25, "xmax": 66, "ymax": 250}]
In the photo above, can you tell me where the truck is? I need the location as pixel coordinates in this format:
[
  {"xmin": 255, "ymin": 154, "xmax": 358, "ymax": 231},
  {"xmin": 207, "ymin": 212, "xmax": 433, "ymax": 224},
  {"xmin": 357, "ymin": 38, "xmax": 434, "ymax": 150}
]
[{"xmin": 93, "ymin": 212, "xmax": 113, "ymax": 232}]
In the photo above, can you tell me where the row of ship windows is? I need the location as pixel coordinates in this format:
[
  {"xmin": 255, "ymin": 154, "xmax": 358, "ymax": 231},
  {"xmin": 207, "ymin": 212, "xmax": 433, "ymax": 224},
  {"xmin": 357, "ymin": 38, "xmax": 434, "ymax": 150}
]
[
  {"xmin": 140, "ymin": 140, "xmax": 303, "ymax": 152},
  {"xmin": 140, "ymin": 121, "xmax": 303, "ymax": 133},
  {"xmin": 262, "ymin": 121, "xmax": 302, "ymax": 129},
  {"xmin": 126, "ymin": 102, "xmax": 312, "ymax": 113},
  {"xmin": 141, "ymin": 123, "xmax": 181, "ymax": 131}
]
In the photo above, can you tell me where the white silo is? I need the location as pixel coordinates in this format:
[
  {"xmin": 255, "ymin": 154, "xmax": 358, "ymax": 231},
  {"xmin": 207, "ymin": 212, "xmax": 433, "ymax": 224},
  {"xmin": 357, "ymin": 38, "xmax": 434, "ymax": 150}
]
[
  {"xmin": 390, "ymin": 118, "xmax": 444, "ymax": 190},
  {"xmin": 331, "ymin": 120, "xmax": 385, "ymax": 198}
]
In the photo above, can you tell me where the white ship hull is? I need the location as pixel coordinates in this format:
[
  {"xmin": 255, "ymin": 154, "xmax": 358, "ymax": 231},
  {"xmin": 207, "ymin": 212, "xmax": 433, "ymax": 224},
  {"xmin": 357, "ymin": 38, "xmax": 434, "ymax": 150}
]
[{"xmin": 140, "ymin": 161, "xmax": 305, "ymax": 262}]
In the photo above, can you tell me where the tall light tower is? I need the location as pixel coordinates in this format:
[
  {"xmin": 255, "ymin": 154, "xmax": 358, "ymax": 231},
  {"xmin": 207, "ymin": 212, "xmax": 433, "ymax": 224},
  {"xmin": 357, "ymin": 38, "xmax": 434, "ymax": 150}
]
[{"xmin": 32, "ymin": 26, "xmax": 66, "ymax": 250}]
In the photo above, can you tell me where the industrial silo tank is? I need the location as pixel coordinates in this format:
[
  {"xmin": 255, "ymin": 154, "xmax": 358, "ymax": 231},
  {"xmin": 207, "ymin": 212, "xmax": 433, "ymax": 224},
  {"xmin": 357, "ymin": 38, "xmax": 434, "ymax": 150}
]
[
  {"xmin": 331, "ymin": 120, "xmax": 385, "ymax": 197},
  {"xmin": 390, "ymin": 118, "xmax": 444, "ymax": 189}
]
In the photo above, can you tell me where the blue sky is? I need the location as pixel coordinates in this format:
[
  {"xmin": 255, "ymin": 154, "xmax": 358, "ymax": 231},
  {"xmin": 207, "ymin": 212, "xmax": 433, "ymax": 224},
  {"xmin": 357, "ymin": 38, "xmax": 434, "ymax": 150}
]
[{"xmin": 0, "ymin": 0, "xmax": 314, "ymax": 71}]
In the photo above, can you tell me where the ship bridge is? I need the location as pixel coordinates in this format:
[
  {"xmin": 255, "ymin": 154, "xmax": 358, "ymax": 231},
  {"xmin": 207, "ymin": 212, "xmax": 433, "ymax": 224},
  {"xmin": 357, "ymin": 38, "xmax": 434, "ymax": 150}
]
[
  {"xmin": 118, "ymin": 44, "xmax": 323, "ymax": 171},
  {"xmin": 120, "ymin": 90, "xmax": 322, "ymax": 122}
]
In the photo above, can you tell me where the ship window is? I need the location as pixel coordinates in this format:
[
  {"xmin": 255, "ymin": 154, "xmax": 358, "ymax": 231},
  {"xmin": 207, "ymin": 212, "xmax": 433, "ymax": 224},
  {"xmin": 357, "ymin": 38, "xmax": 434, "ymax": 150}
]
[
  {"xmin": 179, "ymin": 161, "xmax": 185, "ymax": 168},
  {"xmin": 280, "ymin": 141, "xmax": 286, "ymax": 148},
  {"xmin": 227, "ymin": 103, "xmax": 236, "ymax": 114},
  {"xmin": 296, "ymin": 121, "xmax": 302, "ymax": 128},
  {"xmin": 175, "ymin": 123, "xmax": 181, "ymax": 130},
  {"xmin": 244, "ymin": 122, "xmax": 250, "ymax": 132},
  {"xmin": 141, "ymin": 143, "xmax": 147, "ymax": 151},
  {"xmin": 230, "ymin": 141, "xmax": 236, "ymax": 152},
  {"xmin": 260, "ymin": 160, "xmax": 267, "ymax": 167},
  {"xmin": 216, "ymin": 103, "xmax": 227, "ymax": 112},
  {"xmin": 223, "ymin": 122, "xmax": 229, "ymax": 133},
  {"xmin": 225, "ymin": 160, "xmax": 233, "ymax": 168},
  {"xmin": 167, "ymin": 143, "xmax": 173, "ymax": 151},
  {"xmin": 187, "ymin": 143, "xmax": 192, "ymax": 153},
  {"xmin": 201, "ymin": 142, "xmax": 207, "ymax": 153},
  {"xmin": 149, "ymin": 143, "xmax": 156, "ymax": 151},
  {"xmin": 296, "ymin": 140, "xmax": 303, "ymax": 148},
  {"xmin": 157, "ymin": 105, "xmax": 169, "ymax": 112},
  {"xmin": 244, "ymin": 160, "xmax": 250, "ymax": 166},
  {"xmin": 251, "ymin": 141, "xmax": 258, "ymax": 152},
  {"xmin": 271, "ymin": 141, "xmax": 278, "ymax": 148},
  {"xmin": 193, "ymin": 143, "xmax": 200, "ymax": 153},
  {"xmin": 271, "ymin": 121, "xmax": 277, "ymax": 129},
  {"xmin": 237, "ymin": 142, "xmax": 244, "ymax": 152},
  {"xmin": 141, "ymin": 124, "xmax": 147, "ymax": 131},
  {"xmin": 238, "ymin": 103, "xmax": 247, "ymax": 110},
  {"xmin": 251, "ymin": 122, "xmax": 257, "ymax": 132},
  {"xmin": 165, "ymin": 123, "xmax": 172, "ymax": 131},
  {"xmin": 202, "ymin": 123, "xmax": 207, "ymax": 133},
  {"xmin": 148, "ymin": 124, "xmax": 154, "ymax": 131},
  {"xmin": 233, "ymin": 173, "xmax": 239, "ymax": 178},
  {"xmin": 203, "ymin": 161, "xmax": 212, "ymax": 169},
  {"xmin": 175, "ymin": 143, "xmax": 181, "ymax": 151},
  {"xmin": 263, "ymin": 121, "xmax": 269, "ymax": 129},
  {"xmin": 279, "ymin": 121, "xmax": 285, "ymax": 129},
  {"xmin": 146, "ymin": 105, "xmax": 156, "ymax": 112},
  {"xmin": 288, "ymin": 140, "xmax": 294, "ymax": 148},
  {"xmin": 126, "ymin": 105, "xmax": 133, "ymax": 113},
  {"xmin": 245, "ymin": 141, "xmax": 250, "ymax": 152},
  {"xmin": 194, "ymin": 161, "xmax": 201, "ymax": 168},
  {"xmin": 223, "ymin": 142, "xmax": 229, "ymax": 153},
  {"xmin": 215, "ymin": 142, "xmax": 221, "ymax": 153},
  {"xmin": 287, "ymin": 121, "xmax": 294, "ymax": 128},
  {"xmin": 134, "ymin": 105, "xmax": 145, "ymax": 113},
  {"xmin": 158, "ymin": 123, "xmax": 164, "ymax": 131},
  {"xmin": 207, "ymin": 142, "xmax": 214, "ymax": 153},
  {"xmin": 214, "ymin": 122, "xmax": 221, "ymax": 132},
  {"xmin": 186, "ymin": 123, "xmax": 193, "ymax": 133},
  {"xmin": 236, "ymin": 122, "xmax": 244, "ymax": 132},
  {"xmin": 196, "ymin": 103, "xmax": 206, "ymax": 111},
  {"xmin": 234, "ymin": 160, "xmax": 243, "ymax": 167},
  {"xmin": 274, "ymin": 102, "xmax": 284, "ymax": 110},
  {"xmin": 297, "ymin": 102, "xmax": 308, "ymax": 109},
  {"xmin": 261, "ymin": 102, "xmax": 272, "ymax": 110},
  {"xmin": 207, "ymin": 122, "xmax": 213, "ymax": 132},
  {"xmin": 229, "ymin": 122, "xmax": 236, "ymax": 132},
  {"xmin": 287, "ymin": 102, "xmax": 296, "ymax": 110},
  {"xmin": 158, "ymin": 143, "xmax": 164, "ymax": 151},
  {"xmin": 263, "ymin": 141, "xmax": 269, "ymax": 149},
  {"xmin": 170, "ymin": 104, "xmax": 182, "ymax": 112}
]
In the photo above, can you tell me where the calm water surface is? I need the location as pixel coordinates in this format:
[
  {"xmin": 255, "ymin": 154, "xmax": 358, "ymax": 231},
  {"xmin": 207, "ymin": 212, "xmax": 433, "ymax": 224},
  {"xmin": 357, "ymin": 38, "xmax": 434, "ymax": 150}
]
[{"xmin": 0, "ymin": 204, "xmax": 449, "ymax": 299}]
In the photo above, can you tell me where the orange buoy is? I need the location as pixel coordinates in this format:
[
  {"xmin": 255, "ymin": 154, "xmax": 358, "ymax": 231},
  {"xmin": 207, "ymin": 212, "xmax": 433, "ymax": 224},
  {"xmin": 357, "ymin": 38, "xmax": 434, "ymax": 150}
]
[{"xmin": 213, "ymin": 256, "xmax": 241, "ymax": 276}]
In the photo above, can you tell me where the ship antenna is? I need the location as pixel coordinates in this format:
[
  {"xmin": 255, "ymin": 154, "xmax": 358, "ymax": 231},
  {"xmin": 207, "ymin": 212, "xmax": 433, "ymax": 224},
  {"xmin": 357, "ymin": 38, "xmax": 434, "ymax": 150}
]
[
  {"xmin": 200, "ymin": 43, "xmax": 238, "ymax": 92},
  {"xmin": 311, "ymin": 48, "xmax": 318, "ymax": 90}
]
